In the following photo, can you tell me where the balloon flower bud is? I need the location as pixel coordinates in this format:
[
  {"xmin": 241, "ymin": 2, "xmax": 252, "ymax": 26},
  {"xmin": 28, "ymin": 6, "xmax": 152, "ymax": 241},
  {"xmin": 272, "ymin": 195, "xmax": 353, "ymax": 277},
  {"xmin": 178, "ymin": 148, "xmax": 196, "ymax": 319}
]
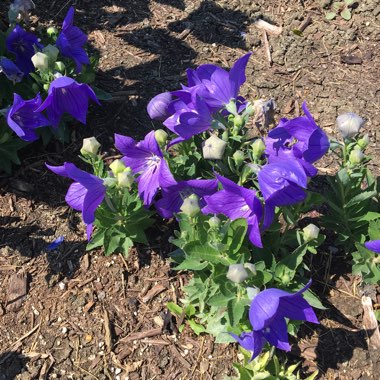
[
  {"xmin": 357, "ymin": 134, "xmax": 369, "ymax": 149},
  {"xmin": 180, "ymin": 194, "xmax": 200, "ymax": 218},
  {"xmin": 110, "ymin": 159, "xmax": 126, "ymax": 176},
  {"xmin": 80, "ymin": 137, "xmax": 101, "ymax": 156},
  {"xmin": 117, "ymin": 168, "xmax": 134, "ymax": 188},
  {"xmin": 154, "ymin": 129, "xmax": 168, "ymax": 147},
  {"xmin": 54, "ymin": 61, "xmax": 66, "ymax": 72},
  {"xmin": 208, "ymin": 216, "xmax": 221, "ymax": 229},
  {"xmin": 244, "ymin": 263, "xmax": 257, "ymax": 276},
  {"xmin": 31, "ymin": 52, "xmax": 49, "ymax": 71},
  {"xmin": 202, "ymin": 134, "xmax": 227, "ymax": 160},
  {"xmin": 246, "ymin": 286, "xmax": 260, "ymax": 300},
  {"xmin": 233, "ymin": 150, "xmax": 245, "ymax": 166},
  {"xmin": 349, "ymin": 149, "xmax": 364, "ymax": 165},
  {"xmin": 303, "ymin": 224, "xmax": 320, "ymax": 242},
  {"xmin": 147, "ymin": 92, "xmax": 172, "ymax": 121},
  {"xmin": 47, "ymin": 26, "xmax": 58, "ymax": 36},
  {"xmin": 43, "ymin": 44, "xmax": 59, "ymax": 63},
  {"xmin": 251, "ymin": 138, "xmax": 265, "ymax": 159},
  {"xmin": 226, "ymin": 264, "xmax": 248, "ymax": 283},
  {"xmin": 336, "ymin": 112, "xmax": 365, "ymax": 139}
]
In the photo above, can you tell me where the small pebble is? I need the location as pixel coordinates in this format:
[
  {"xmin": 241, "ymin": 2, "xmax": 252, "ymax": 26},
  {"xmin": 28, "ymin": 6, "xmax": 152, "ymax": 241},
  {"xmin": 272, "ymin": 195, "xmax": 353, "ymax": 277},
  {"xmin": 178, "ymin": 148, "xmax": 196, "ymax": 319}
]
[
  {"xmin": 115, "ymin": 368, "xmax": 122, "ymax": 375},
  {"xmin": 58, "ymin": 282, "xmax": 66, "ymax": 291},
  {"xmin": 61, "ymin": 327, "xmax": 68, "ymax": 334}
]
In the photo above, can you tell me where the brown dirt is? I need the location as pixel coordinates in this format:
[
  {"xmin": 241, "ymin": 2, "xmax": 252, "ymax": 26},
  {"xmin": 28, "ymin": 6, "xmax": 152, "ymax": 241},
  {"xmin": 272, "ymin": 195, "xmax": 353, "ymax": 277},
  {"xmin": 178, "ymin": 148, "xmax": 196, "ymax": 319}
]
[{"xmin": 1, "ymin": 0, "xmax": 380, "ymax": 379}]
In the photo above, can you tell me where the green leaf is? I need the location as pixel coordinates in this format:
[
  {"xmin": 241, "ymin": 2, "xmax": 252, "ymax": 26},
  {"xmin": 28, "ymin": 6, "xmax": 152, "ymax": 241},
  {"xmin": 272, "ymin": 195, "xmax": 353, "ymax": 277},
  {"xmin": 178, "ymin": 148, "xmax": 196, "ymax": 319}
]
[
  {"xmin": 356, "ymin": 212, "xmax": 380, "ymax": 222},
  {"xmin": 188, "ymin": 319, "xmax": 206, "ymax": 335},
  {"xmin": 346, "ymin": 190, "xmax": 377, "ymax": 208},
  {"xmin": 292, "ymin": 29, "xmax": 303, "ymax": 36},
  {"xmin": 86, "ymin": 228, "xmax": 105, "ymax": 250},
  {"xmin": 226, "ymin": 218, "xmax": 248, "ymax": 254},
  {"xmin": 92, "ymin": 86, "xmax": 113, "ymax": 101},
  {"xmin": 275, "ymin": 243, "xmax": 308, "ymax": 282},
  {"xmin": 340, "ymin": 8, "xmax": 352, "ymax": 20},
  {"xmin": 183, "ymin": 241, "xmax": 229, "ymax": 265},
  {"xmin": 227, "ymin": 298, "xmax": 247, "ymax": 326},
  {"xmin": 167, "ymin": 302, "xmax": 183, "ymax": 316},
  {"xmin": 326, "ymin": 11, "xmax": 337, "ymax": 20},
  {"xmin": 174, "ymin": 258, "xmax": 209, "ymax": 271}
]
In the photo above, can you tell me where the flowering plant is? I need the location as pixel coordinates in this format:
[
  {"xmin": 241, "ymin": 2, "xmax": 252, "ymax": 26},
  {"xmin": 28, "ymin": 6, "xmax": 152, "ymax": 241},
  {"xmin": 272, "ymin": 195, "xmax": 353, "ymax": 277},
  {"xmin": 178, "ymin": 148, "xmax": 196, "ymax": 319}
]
[
  {"xmin": 0, "ymin": 3, "xmax": 103, "ymax": 172},
  {"xmin": 49, "ymin": 53, "xmax": 333, "ymax": 371}
]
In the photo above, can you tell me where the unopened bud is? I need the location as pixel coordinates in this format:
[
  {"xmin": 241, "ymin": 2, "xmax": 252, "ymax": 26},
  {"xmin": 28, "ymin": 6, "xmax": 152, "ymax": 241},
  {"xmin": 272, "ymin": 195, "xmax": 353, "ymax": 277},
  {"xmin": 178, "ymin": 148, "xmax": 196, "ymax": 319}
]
[
  {"xmin": 202, "ymin": 134, "xmax": 227, "ymax": 160},
  {"xmin": 31, "ymin": 52, "xmax": 49, "ymax": 71},
  {"xmin": 226, "ymin": 264, "xmax": 248, "ymax": 283},
  {"xmin": 109, "ymin": 159, "xmax": 126, "ymax": 175},
  {"xmin": 43, "ymin": 44, "xmax": 59, "ymax": 63},
  {"xmin": 54, "ymin": 61, "xmax": 66, "ymax": 72},
  {"xmin": 233, "ymin": 150, "xmax": 245, "ymax": 166},
  {"xmin": 47, "ymin": 26, "xmax": 58, "ymax": 36},
  {"xmin": 233, "ymin": 114, "xmax": 243, "ymax": 128},
  {"xmin": 247, "ymin": 286, "xmax": 260, "ymax": 300},
  {"xmin": 208, "ymin": 216, "xmax": 221, "ymax": 229},
  {"xmin": 336, "ymin": 112, "xmax": 365, "ymax": 139},
  {"xmin": 244, "ymin": 263, "xmax": 257, "ymax": 276},
  {"xmin": 80, "ymin": 137, "xmax": 101, "ymax": 156},
  {"xmin": 303, "ymin": 224, "xmax": 320, "ymax": 242},
  {"xmin": 43, "ymin": 83, "xmax": 50, "ymax": 91},
  {"xmin": 349, "ymin": 149, "xmax": 364, "ymax": 165},
  {"xmin": 147, "ymin": 92, "xmax": 172, "ymax": 121},
  {"xmin": 357, "ymin": 134, "xmax": 369, "ymax": 149},
  {"xmin": 154, "ymin": 129, "xmax": 168, "ymax": 147},
  {"xmin": 117, "ymin": 168, "xmax": 134, "ymax": 188},
  {"xmin": 180, "ymin": 194, "xmax": 200, "ymax": 217},
  {"xmin": 251, "ymin": 139, "xmax": 265, "ymax": 159},
  {"xmin": 221, "ymin": 130, "xmax": 229, "ymax": 142}
]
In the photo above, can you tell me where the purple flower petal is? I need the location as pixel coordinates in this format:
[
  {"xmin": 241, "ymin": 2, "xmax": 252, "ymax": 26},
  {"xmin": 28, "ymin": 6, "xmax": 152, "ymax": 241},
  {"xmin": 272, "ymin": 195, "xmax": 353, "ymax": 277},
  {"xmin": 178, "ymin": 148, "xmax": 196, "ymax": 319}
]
[
  {"xmin": 364, "ymin": 240, "xmax": 380, "ymax": 254},
  {"xmin": 46, "ymin": 236, "xmax": 64, "ymax": 251}
]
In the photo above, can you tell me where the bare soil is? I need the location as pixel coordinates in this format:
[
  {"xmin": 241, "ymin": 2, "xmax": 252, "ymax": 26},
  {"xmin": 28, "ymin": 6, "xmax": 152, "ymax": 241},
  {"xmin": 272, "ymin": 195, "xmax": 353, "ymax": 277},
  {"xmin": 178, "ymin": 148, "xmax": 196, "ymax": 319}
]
[{"xmin": 1, "ymin": 0, "xmax": 380, "ymax": 379}]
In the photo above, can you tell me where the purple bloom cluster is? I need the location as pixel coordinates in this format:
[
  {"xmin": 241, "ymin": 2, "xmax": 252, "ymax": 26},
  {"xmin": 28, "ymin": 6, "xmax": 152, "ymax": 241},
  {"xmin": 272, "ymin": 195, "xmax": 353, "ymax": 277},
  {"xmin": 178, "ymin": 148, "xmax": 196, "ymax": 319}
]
[
  {"xmin": 147, "ymin": 53, "xmax": 251, "ymax": 145},
  {"xmin": 231, "ymin": 280, "xmax": 318, "ymax": 360}
]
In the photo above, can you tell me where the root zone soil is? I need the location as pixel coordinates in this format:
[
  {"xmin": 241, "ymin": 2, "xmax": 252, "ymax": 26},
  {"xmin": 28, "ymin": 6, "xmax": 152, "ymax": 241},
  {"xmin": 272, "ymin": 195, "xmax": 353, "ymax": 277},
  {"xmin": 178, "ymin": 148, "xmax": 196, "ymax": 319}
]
[{"xmin": 1, "ymin": 0, "xmax": 380, "ymax": 379}]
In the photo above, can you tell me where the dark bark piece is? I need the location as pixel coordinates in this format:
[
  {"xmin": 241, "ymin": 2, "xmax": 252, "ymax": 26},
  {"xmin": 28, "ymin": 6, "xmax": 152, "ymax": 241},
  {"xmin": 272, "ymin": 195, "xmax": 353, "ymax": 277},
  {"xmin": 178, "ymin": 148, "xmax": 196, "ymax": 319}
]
[{"xmin": 6, "ymin": 272, "xmax": 28, "ymax": 312}]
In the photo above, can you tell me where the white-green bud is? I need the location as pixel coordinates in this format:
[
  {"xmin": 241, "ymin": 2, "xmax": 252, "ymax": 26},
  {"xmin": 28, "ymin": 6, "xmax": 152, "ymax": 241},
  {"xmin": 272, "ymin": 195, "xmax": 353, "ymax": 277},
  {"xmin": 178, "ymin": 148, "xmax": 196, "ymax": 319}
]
[
  {"xmin": 233, "ymin": 150, "xmax": 245, "ymax": 166},
  {"xmin": 247, "ymin": 286, "xmax": 260, "ymax": 300},
  {"xmin": 336, "ymin": 112, "xmax": 365, "ymax": 139},
  {"xmin": 154, "ymin": 129, "xmax": 168, "ymax": 146},
  {"xmin": 202, "ymin": 134, "xmax": 227, "ymax": 160},
  {"xmin": 180, "ymin": 194, "xmax": 200, "ymax": 217},
  {"xmin": 117, "ymin": 168, "xmax": 134, "ymax": 188},
  {"xmin": 31, "ymin": 52, "xmax": 49, "ymax": 71},
  {"xmin": 357, "ymin": 134, "xmax": 369, "ymax": 149},
  {"xmin": 251, "ymin": 138, "xmax": 265, "ymax": 159},
  {"xmin": 226, "ymin": 264, "xmax": 248, "ymax": 283},
  {"xmin": 244, "ymin": 263, "xmax": 257, "ymax": 276},
  {"xmin": 208, "ymin": 216, "xmax": 221, "ymax": 229},
  {"xmin": 109, "ymin": 159, "xmax": 126, "ymax": 175},
  {"xmin": 349, "ymin": 149, "xmax": 364, "ymax": 165},
  {"xmin": 47, "ymin": 26, "xmax": 58, "ymax": 36},
  {"xmin": 303, "ymin": 224, "xmax": 320, "ymax": 242},
  {"xmin": 80, "ymin": 137, "xmax": 101, "ymax": 156},
  {"xmin": 54, "ymin": 61, "xmax": 66, "ymax": 72},
  {"xmin": 42, "ymin": 44, "xmax": 59, "ymax": 63}
]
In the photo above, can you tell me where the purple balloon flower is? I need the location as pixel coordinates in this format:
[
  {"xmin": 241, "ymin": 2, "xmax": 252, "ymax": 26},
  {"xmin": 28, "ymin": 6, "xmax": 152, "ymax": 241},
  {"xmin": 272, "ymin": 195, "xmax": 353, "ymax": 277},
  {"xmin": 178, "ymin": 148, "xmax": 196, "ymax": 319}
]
[
  {"xmin": 115, "ymin": 131, "xmax": 176, "ymax": 206},
  {"xmin": 7, "ymin": 93, "xmax": 50, "ymax": 141},
  {"xmin": 0, "ymin": 57, "xmax": 23, "ymax": 83},
  {"xmin": 6, "ymin": 25, "xmax": 43, "ymax": 74},
  {"xmin": 35, "ymin": 76, "xmax": 100, "ymax": 127},
  {"xmin": 185, "ymin": 53, "xmax": 251, "ymax": 110},
  {"xmin": 147, "ymin": 92, "xmax": 173, "ymax": 121},
  {"xmin": 231, "ymin": 280, "xmax": 319, "ymax": 361},
  {"xmin": 156, "ymin": 178, "xmax": 218, "ymax": 218},
  {"xmin": 258, "ymin": 160, "xmax": 307, "ymax": 207},
  {"xmin": 164, "ymin": 96, "xmax": 213, "ymax": 144},
  {"xmin": 202, "ymin": 174, "xmax": 263, "ymax": 248},
  {"xmin": 364, "ymin": 240, "xmax": 380, "ymax": 254},
  {"xmin": 265, "ymin": 102, "xmax": 329, "ymax": 176},
  {"xmin": 56, "ymin": 7, "xmax": 90, "ymax": 73},
  {"xmin": 46, "ymin": 162, "xmax": 106, "ymax": 240}
]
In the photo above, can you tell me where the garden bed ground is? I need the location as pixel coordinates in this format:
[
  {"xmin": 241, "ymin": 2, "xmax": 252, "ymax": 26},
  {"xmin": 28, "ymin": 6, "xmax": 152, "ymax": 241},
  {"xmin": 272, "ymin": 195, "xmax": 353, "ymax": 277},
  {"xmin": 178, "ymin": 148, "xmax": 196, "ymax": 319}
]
[{"xmin": 1, "ymin": 0, "xmax": 380, "ymax": 379}]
